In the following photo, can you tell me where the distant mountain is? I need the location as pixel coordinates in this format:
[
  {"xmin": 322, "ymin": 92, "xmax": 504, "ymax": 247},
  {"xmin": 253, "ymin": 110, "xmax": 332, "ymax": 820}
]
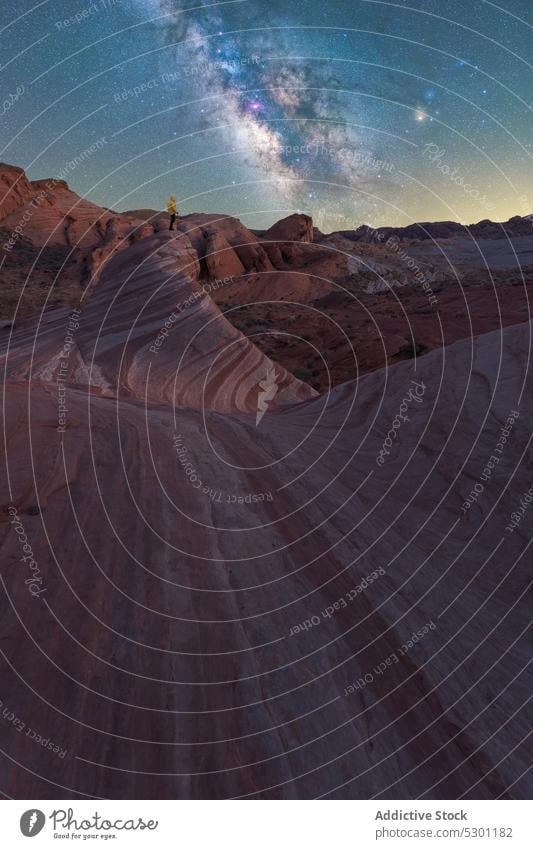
[{"xmin": 339, "ymin": 214, "xmax": 533, "ymax": 243}]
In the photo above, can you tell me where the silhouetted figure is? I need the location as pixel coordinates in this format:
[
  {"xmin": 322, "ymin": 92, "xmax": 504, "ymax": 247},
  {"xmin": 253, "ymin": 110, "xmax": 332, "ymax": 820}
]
[{"xmin": 167, "ymin": 194, "xmax": 177, "ymax": 230}]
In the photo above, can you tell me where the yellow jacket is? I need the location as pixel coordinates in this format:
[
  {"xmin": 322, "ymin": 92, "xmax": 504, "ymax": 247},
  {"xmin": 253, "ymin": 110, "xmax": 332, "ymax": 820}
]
[{"xmin": 167, "ymin": 195, "xmax": 177, "ymax": 215}]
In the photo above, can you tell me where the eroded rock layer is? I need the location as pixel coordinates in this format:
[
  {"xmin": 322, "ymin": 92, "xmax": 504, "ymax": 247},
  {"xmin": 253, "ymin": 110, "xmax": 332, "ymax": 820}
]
[{"xmin": 0, "ymin": 225, "xmax": 531, "ymax": 799}]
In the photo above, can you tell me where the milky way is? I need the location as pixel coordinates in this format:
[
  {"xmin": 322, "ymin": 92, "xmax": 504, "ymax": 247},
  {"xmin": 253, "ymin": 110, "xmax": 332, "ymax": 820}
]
[{"xmin": 1, "ymin": 0, "xmax": 531, "ymax": 229}]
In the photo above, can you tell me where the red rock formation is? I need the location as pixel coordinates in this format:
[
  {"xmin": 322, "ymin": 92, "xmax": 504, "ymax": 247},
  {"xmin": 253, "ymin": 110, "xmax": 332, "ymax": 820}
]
[
  {"xmin": 0, "ymin": 162, "xmax": 36, "ymax": 220},
  {"xmin": 0, "ymin": 163, "xmax": 153, "ymax": 318},
  {"xmin": 2, "ymin": 229, "xmax": 316, "ymax": 413},
  {"xmin": 0, "ymin": 167, "xmax": 143, "ymax": 252},
  {"xmin": 0, "ymin": 174, "xmax": 531, "ymax": 797},
  {"xmin": 260, "ymin": 213, "xmax": 314, "ymax": 267},
  {"xmin": 2, "ymin": 159, "xmax": 533, "ymax": 400},
  {"xmin": 263, "ymin": 212, "xmax": 314, "ymax": 244},
  {"xmin": 202, "ymin": 226, "xmax": 246, "ymax": 279},
  {"xmin": 172, "ymin": 214, "xmax": 275, "ymax": 278},
  {"xmin": 0, "ymin": 255, "xmax": 531, "ymax": 796}
]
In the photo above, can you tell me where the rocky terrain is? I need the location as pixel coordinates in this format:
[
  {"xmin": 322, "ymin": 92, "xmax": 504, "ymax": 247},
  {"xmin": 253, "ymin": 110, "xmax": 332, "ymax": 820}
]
[
  {"xmin": 3, "ymin": 162, "xmax": 533, "ymax": 393},
  {"xmin": 219, "ymin": 215, "xmax": 533, "ymax": 389},
  {"xmin": 0, "ymin": 163, "xmax": 157, "ymax": 320},
  {"xmin": 0, "ymin": 162, "xmax": 531, "ymax": 798}
]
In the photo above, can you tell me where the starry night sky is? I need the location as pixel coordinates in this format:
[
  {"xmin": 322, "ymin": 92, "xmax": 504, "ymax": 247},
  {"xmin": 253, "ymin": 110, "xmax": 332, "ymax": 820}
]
[{"xmin": 1, "ymin": 0, "xmax": 532, "ymax": 231}]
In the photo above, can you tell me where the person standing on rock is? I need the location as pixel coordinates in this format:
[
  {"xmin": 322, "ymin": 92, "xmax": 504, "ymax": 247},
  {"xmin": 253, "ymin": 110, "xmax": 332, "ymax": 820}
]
[{"xmin": 167, "ymin": 194, "xmax": 177, "ymax": 230}]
